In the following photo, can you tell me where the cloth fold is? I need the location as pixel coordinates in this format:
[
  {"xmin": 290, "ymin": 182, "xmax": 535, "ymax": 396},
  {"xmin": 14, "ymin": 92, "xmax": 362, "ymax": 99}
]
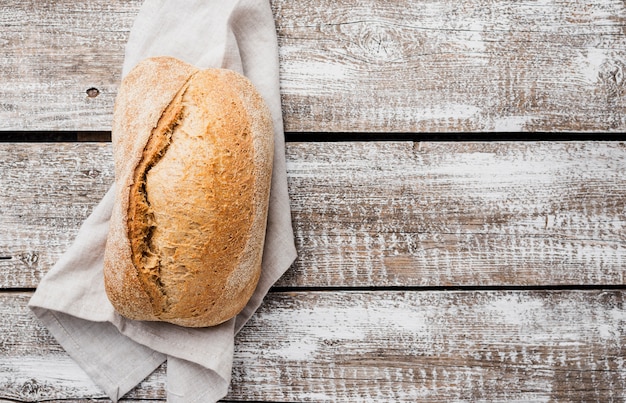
[{"xmin": 28, "ymin": 0, "xmax": 297, "ymax": 401}]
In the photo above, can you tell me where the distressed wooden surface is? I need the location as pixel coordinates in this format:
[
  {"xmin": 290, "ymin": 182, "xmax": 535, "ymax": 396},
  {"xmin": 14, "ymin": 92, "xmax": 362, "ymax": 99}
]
[
  {"xmin": 2, "ymin": 0, "xmax": 626, "ymax": 401},
  {"xmin": 1, "ymin": 0, "xmax": 626, "ymax": 132},
  {"xmin": 0, "ymin": 142, "xmax": 625, "ymax": 289},
  {"xmin": 1, "ymin": 290, "xmax": 625, "ymax": 402}
]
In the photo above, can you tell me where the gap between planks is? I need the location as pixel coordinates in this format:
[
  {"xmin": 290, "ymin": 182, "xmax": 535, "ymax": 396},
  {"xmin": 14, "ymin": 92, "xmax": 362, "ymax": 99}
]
[
  {"xmin": 2, "ymin": 131, "xmax": 626, "ymax": 143},
  {"xmin": 7, "ymin": 285, "xmax": 626, "ymax": 295}
]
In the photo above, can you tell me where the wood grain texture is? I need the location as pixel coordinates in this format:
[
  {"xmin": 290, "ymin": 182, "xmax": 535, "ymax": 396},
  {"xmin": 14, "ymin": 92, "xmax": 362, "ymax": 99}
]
[
  {"xmin": 0, "ymin": 0, "xmax": 139, "ymax": 130},
  {"xmin": 283, "ymin": 141, "xmax": 626, "ymax": 288},
  {"xmin": 1, "ymin": 0, "xmax": 625, "ymax": 132},
  {"xmin": 0, "ymin": 143, "xmax": 114, "ymax": 288},
  {"xmin": 0, "ymin": 142, "xmax": 624, "ymax": 289},
  {"xmin": 277, "ymin": 0, "xmax": 626, "ymax": 132},
  {"xmin": 1, "ymin": 290, "xmax": 625, "ymax": 401}
]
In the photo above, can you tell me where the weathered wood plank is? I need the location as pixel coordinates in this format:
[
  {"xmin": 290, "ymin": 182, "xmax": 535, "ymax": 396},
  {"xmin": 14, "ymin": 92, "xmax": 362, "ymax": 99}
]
[
  {"xmin": 1, "ymin": 290, "xmax": 625, "ymax": 401},
  {"xmin": 0, "ymin": 0, "xmax": 139, "ymax": 131},
  {"xmin": 1, "ymin": 0, "xmax": 625, "ymax": 132},
  {"xmin": 1, "ymin": 142, "xmax": 625, "ymax": 289},
  {"xmin": 277, "ymin": 0, "xmax": 626, "ymax": 132},
  {"xmin": 283, "ymin": 141, "xmax": 626, "ymax": 288},
  {"xmin": 0, "ymin": 143, "xmax": 114, "ymax": 288}
]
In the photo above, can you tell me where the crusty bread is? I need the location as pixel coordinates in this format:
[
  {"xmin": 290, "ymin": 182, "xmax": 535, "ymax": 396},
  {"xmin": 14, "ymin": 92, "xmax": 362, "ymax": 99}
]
[{"xmin": 103, "ymin": 56, "xmax": 274, "ymax": 327}]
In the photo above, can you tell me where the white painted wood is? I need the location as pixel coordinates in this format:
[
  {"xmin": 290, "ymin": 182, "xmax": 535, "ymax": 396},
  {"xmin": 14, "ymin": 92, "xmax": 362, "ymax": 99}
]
[
  {"xmin": 2, "ymin": 4, "xmax": 625, "ymax": 403},
  {"xmin": 1, "ymin": 142, "xmax": 624, "ymax": 288},
  {"xmin": 1, "ymin": 291, "xmax": 625, "ymax": 401},
  {"xmin": 0, "ymin": 0, "xmax": 140, "ymax": 131},
  {"xmin": 277, "ymin": 0, "xmax": 626, "ymax": 132},
  {"xmin": 0, "ymin": 143, "xmax": 114, "ymax": 288},
  {"xmin": 1, "ymin": 0, "xmax": 625, "ymax": 131}
]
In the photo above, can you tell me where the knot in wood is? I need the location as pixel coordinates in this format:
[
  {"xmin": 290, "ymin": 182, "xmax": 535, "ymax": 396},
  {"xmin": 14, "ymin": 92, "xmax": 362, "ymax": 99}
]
[
  {"xmin": 599, "ymin": 60, "xmax": 625, "ymax": 100},
  {"xmin": 17, "ymin": 252, "xmax": 39, "ymax": 268},
  {"xmin": 341, "ymin": 22, "xmax": 411, "ymax": 64},
  {"xmin": 19, "ymin": 378, "xmax": 50, "ymax": 399},
  {"xmin": 86, "ymin": 87, "xmax": 100, "ymax": 98}
]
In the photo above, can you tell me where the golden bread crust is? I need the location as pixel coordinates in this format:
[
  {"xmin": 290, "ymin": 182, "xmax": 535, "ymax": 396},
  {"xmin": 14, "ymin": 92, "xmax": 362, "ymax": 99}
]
[{"xmin": 103, "ymin": 57, "xmax": 273, "ymax": 327}]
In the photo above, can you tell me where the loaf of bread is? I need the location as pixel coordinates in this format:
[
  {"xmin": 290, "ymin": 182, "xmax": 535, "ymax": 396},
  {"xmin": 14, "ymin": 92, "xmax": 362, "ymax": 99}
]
[{"xmin": 103, "ymin": 56, "xmax": 274, "ymax": 327}]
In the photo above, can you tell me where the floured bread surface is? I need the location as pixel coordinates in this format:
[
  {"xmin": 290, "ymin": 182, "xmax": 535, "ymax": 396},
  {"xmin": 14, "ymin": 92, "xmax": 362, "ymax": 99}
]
[{"xmin": 104, "ymin": 57, "xmax": 274, "ymax": 327}]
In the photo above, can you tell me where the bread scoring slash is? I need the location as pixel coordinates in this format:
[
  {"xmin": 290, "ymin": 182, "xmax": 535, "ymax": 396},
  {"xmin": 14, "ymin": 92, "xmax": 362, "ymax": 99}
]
[{"xmin": 103, "ymin": 56, "xmax": 274, "ymax": 327}]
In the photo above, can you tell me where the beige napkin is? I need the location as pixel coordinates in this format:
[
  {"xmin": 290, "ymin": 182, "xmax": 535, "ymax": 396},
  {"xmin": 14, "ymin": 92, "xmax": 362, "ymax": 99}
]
[{"xmin": 28, "ymin": 0, "xmax": 297, "ymax": 401}]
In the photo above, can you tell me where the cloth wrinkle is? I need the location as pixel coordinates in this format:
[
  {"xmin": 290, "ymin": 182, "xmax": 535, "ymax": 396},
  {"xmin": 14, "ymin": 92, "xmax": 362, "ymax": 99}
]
[
  {"xmin": 44, "ymin": 310, "xmax": 122, "ymax": 402},
  {"xmin": 28, "ymin": 0, "xmax": 296, "ymax": 402}
]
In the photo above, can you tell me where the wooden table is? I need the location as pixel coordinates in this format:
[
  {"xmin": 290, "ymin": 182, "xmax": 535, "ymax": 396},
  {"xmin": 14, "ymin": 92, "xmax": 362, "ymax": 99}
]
[{"xmin": 1, "ymin": 1, "xmax": 625, "ymax": 401}]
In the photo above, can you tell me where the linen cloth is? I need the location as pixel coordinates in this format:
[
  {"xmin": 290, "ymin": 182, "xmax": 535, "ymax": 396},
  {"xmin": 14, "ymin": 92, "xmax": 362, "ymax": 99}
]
[{"xmin": 28, "ymin": 0, "xmax": 297, "ymax": 401}]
